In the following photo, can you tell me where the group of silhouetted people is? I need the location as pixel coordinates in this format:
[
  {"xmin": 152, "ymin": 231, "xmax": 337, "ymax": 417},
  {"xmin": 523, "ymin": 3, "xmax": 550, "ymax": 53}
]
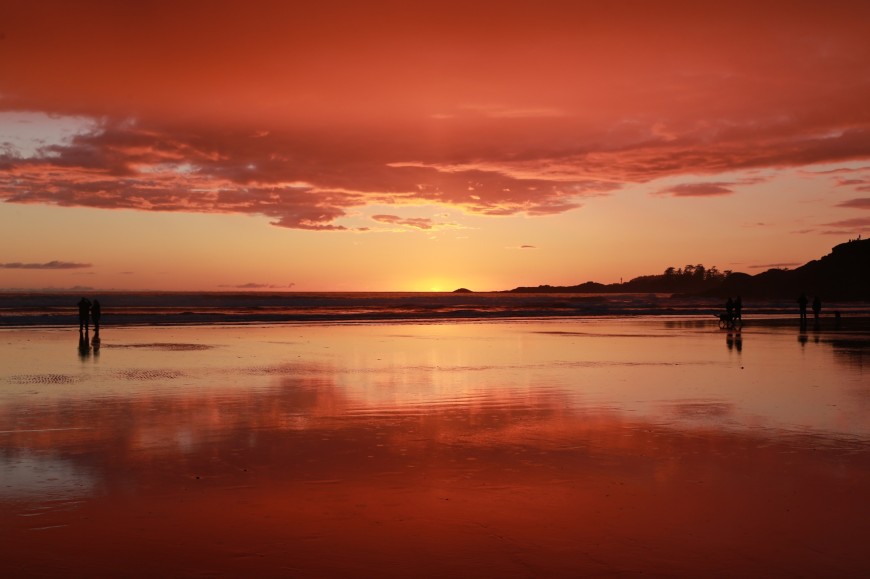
[
  {"xmin": 718, "ymin": 296, "xmax": 743, "ymax": 330},
  {"xmin": 797, "ymin": 293, "xmax": 822, "ymax": 327},
  {"xmin": 77, "ymin": 297, "xmax": 102, "ymax": 332},
  {"xmin": 77, "ymin": 297, "xmax": 102, "ymax": 359},
  {"xmin": 725, "ymin": 296, "xmax": 743, "ymax": 322}
]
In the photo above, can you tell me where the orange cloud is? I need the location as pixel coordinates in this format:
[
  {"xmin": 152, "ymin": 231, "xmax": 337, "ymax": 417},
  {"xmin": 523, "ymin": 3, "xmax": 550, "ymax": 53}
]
[
  {"xmin": 371, "ymin": 215, "xmax": 435, "ymax": 230},
  {"xmin": 3, "ymin": 119, "xmax": 870, "ymax": 229},
  {"xmin": 2, "ymin": 2, "xmax": 870, "ymax": 231},
  {"xmin": 655, "ymin": 182, "xmax": 735, "ymax": 198}
]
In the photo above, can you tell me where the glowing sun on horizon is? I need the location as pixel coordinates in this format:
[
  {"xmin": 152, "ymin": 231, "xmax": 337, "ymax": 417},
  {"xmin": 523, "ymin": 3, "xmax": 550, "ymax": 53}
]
[{"xmin": 413, "ymin": 278, "xmax": 454, "ymax": 293}]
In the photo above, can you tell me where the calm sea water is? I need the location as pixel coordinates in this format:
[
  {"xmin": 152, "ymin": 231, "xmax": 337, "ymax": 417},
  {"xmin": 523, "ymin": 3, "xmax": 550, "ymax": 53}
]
[{"xmin": 3, "ymin": 291, "xmax": 869, "ymax": 326}]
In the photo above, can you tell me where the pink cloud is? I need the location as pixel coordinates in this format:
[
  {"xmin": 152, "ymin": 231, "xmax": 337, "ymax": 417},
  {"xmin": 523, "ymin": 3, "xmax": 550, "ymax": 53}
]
[
  {"xmin": 3, "ymin": 119, "xmax": 870, "ymax": 229},
  {"xmin": 822, "ymin": 217, "xmax": 870, "ymax": 228},
  {"xmin": 3, "ymin": 118, "xmax": 870, "ymax": 230},
  {"xmin": 835, "ymin": 179, "xmax": 867, "ymax": 187},
  {"xmin": 836, "ymin": 198, "xmax": 870, "ymax": 209}
]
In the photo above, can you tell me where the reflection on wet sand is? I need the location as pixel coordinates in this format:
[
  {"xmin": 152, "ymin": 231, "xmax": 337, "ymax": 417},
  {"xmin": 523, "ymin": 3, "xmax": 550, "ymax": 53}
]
[
  {"xmin": 77, "ymin": 329, "xmax": 101, "ymax": 361},
  {"xmin": 726, "ymin": 330, "xmax": 742, "ymax": 352},
  {"xmin": 3, "ymin": 379, "xmax": 869, "ymax": 577},
  {"xmin": 1, "ymin": 320, "xmax": 869, "ymax": 577},
  {"xmin": 77, "ymin": 330, "xmax": 91, "ymax": 360}
]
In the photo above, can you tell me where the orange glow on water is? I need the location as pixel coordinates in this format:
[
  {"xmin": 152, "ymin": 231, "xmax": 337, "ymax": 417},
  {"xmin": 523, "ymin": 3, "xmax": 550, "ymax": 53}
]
[{"xmin": 2, "ymin": 321, "xmax": 869, "ymax": 575}]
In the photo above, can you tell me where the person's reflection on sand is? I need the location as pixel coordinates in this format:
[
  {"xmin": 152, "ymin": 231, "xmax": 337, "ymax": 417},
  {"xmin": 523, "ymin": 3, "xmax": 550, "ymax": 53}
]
[
  {"xmin": 92, "ymin": 330, "xmax": 101, "ymax": 357},
  {"xmin": 78, "ymin": 330, "xmax": 91, "ymax": 360},
  {"xmin": 726, "ymin": 331, "xmax": 743, "ymax": 352},
  {"xmin": 798, "ymin": 327, "xmax": 808, "ymax": 347}
]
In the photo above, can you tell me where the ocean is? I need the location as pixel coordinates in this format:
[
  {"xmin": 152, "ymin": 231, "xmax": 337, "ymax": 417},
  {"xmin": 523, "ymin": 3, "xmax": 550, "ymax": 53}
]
[{"xmin": 3, "ymin": 291, "xmax": 869, "ymax": 326}]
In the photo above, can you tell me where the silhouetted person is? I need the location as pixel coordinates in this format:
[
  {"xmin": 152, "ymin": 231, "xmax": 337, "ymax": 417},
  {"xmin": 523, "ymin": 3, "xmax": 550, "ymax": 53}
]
[
  {"xmin": 812, "ymin": 296, "xmax": 821, "ymax": 322},
  {"xmin": 797, "ymin": 293, "xmax": 808, "ymax": 325},
  {"xmin": 834, "ymin": 310, "xmax": 842, "ymax": 330},
  {"xmin": 725, "ymin": 297, "xmax": 734, "ymax": 321},
  {"xmin": 734, "ymin": 296, "xmax": 742, "ymax": 321},
  {"xmin": 91, "ymin": 299, "xmax": 102, "ymax": 333},
  {"xmin": 77, "ymin": 297, "xmax": 92, "ymax": 331}
]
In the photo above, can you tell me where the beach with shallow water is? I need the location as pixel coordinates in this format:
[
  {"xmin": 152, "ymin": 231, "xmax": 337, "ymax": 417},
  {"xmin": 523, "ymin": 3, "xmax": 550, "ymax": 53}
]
[{"xmin": 2, "ymin": 315, "xmax": 869, "ymax": 577}]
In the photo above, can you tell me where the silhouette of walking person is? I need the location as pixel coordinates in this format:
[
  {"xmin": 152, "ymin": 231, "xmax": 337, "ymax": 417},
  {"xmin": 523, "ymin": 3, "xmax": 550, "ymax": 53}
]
[
  {"xmin": 734, "ymin": 296, "xmax": 742, "ymax": 321},
  {"xmin": 77, "ymin": 297, "xmax": 92, "ymax": 332},
  {"xmin": 92, "ymin": 299, "xmax": 102, "ymax": 334},
  {"xmin": 797, "ymin": 293, "xmax": 808, "ymax": 326},
  {"xmin": 725, "ymin": 297, "xmax": 734, "ymax": 321}
]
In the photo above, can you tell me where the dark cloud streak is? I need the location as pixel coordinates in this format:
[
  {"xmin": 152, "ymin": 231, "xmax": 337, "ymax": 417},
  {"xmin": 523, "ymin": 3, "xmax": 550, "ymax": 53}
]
[
  {"xmin": 836, "ymin": 198, "xmax": 870, "ymax": 209},
  {"xmin": 655, "ymin": 182, "xmax": 735, "ymax": 198},
  {"xmin": 0, "ymin": 261, "xmax": 92, "ymax": 269},
  {"xmin": 217, "ymin": 283, "xmax": 296, "ymax": 289}
]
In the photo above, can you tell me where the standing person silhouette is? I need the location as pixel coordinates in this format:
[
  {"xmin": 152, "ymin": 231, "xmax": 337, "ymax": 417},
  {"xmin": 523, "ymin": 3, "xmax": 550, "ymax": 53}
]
[
  {"xmin": 734, "ymin": 296, "xmax": 743, "ymax": 322},
  {"xmin": 812, "ymin": 296, "xmax": 822, "ymax": 324},
  {"xmin": 725, "ymin": 297, "xmax": 734, "ymax": 321},
  {"xmin": 77, "ymin": 297, "xmax": 92, "ymax": 332},
  {"xmin": 797, "ymin": 293, "xmax": 808, "ymax": 325},
  {"xmin": 91, "ymin": 299, "xmax": 102, "ymax": 333}
]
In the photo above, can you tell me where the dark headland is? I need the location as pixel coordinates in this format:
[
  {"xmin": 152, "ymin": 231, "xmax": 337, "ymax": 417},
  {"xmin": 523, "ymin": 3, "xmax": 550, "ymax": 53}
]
[{"xmin": 503, "ymin": 238, "xmax": 870, "ymax": 300}]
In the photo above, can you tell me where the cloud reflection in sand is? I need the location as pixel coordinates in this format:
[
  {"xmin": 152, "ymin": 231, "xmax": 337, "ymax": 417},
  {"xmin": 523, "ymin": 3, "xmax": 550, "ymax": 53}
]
[{"xmin": 1, "ymin": 320, "xmax": 869, "ymax": 576}]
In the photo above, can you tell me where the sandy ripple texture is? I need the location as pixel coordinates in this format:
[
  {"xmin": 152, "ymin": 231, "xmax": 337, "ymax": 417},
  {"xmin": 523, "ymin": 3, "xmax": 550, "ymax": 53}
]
[{"xmin": 7, "ymin": 373, "xmax": 82, "ymax": 385}]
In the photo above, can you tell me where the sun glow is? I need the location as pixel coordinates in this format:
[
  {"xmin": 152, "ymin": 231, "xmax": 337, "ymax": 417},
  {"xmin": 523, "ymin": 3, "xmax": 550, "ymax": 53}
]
[{"xmin": 412, "ymin": 278, "xmax": 454, "ymax": 293}]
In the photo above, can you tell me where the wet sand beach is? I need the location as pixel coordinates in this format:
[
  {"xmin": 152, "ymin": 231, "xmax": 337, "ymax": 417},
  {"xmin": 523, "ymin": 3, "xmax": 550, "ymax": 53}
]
[{"xmin": 2, "ymin": 318, "xmax": 869, "ymax": 577}]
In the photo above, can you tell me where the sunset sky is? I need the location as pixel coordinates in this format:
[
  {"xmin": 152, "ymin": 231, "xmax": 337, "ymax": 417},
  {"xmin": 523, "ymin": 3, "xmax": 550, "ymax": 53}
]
[{"xmin": 2, "ymin": 0, "xmax": 869, "ymax": 291}]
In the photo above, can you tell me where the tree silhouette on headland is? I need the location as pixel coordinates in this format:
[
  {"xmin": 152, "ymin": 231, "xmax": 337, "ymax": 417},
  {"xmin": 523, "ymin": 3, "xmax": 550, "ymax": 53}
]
[{"xmin": 505, "ymin": 238, "xmax": 870, "ymax": 300}]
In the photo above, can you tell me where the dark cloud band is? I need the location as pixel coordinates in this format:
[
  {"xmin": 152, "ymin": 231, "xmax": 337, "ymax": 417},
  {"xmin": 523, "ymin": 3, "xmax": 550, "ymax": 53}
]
[{"xmin": 0, "ymin": 261, "xmax": 92, "ymax": 269}]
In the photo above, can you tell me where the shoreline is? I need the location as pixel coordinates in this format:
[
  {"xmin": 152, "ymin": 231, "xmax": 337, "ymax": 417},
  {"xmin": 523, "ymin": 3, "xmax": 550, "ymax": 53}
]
[
  {"xmin": 4, "ymin": 292, "xmax": 869, "ymax": 329},
  {"xmin": 4, "ymin": 312, "xmax": 870, "ymax": 331}
]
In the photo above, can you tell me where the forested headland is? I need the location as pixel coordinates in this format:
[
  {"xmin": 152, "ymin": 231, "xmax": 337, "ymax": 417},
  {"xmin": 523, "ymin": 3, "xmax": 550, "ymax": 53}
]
[{"xmin": 504, "ymin": 238, "xmax": 869, "ymax": 300}]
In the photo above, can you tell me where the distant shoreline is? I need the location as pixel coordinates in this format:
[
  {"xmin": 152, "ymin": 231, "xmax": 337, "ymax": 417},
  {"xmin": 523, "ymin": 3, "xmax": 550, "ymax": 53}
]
[{"xmin": 3, "ymin": 311, "xmax": 870, "ymax": 331}]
